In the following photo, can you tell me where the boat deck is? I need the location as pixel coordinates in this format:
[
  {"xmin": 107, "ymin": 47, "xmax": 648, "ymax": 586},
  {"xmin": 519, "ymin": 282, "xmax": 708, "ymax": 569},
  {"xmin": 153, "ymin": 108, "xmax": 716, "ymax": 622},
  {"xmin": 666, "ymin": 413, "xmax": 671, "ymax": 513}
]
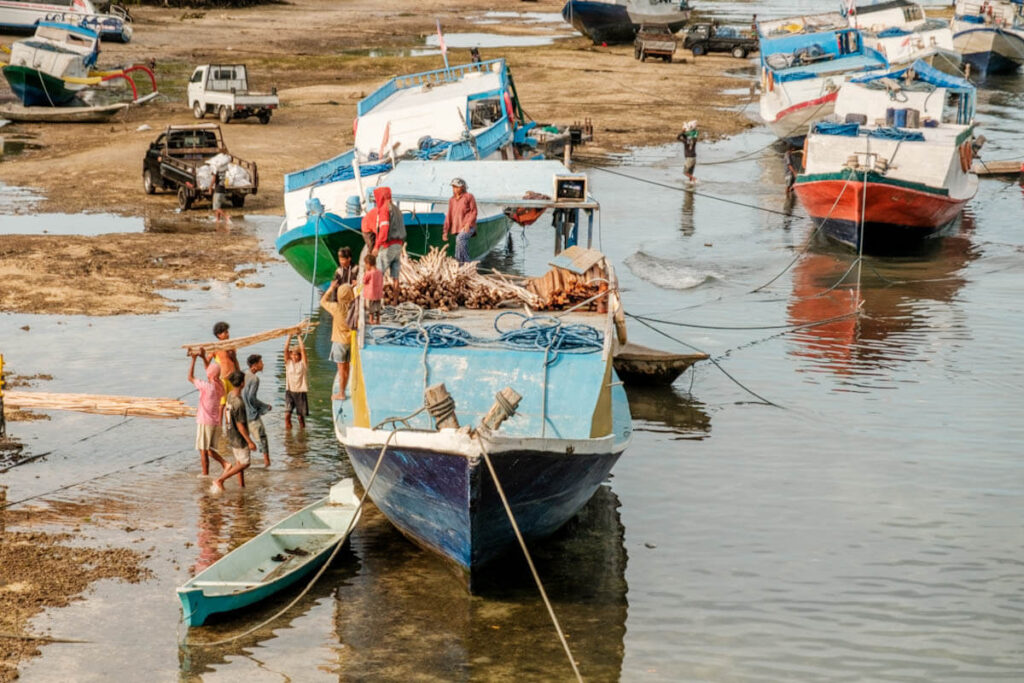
[{"xmin": 370, "ymin": 71, "xmax": 503, "ymax": 117}]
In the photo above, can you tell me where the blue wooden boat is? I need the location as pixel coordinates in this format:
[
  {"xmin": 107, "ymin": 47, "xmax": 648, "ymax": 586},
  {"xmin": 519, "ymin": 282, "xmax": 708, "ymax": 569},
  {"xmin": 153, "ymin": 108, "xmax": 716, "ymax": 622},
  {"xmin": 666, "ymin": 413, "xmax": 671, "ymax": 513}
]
[
  {"xmin": 333, "ymin": 233, "xmax": 631, "ymax": 589},
  {"xmin": 951, "ymin": 0, "xmax": 1024, "ymax": 75},
  {"xmin": 176, "ymin": 480, "xmax": 361, "ymax": 627},
  {"xmin": 277, "ymin": 59, "xmax": 530, "ymax": 287},
  {"xmin": 562, "ymin": 0, "xmax": 692, "ymax": 45}
]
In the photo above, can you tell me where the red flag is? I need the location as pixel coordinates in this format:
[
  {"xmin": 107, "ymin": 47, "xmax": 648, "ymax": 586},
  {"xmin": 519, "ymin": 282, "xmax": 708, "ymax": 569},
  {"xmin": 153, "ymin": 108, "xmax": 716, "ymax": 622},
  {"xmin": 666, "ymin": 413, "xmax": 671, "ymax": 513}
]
[{"xmin": 436, "ymin": 19, "xmax": 447, "ymax": 56}]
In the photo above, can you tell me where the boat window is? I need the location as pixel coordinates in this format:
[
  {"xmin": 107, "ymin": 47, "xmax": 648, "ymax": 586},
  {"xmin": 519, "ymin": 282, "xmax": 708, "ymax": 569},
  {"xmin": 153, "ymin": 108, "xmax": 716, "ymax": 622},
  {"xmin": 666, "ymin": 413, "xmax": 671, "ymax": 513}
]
[
  {"xmin": 903, "ymin": 6, "xmax": 924, "ymax": 23},
  {"xmin": 469, "ymin": 98, "xmax": 502, "ymax": 128}
]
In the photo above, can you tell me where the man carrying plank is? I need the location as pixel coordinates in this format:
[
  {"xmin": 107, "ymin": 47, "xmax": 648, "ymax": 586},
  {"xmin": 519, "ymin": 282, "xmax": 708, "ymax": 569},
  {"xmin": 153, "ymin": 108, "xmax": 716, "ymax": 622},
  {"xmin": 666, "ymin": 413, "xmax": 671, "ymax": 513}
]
[{"xmin": 188, "ymin": 348, "xmax": 229, "ymax": 477}]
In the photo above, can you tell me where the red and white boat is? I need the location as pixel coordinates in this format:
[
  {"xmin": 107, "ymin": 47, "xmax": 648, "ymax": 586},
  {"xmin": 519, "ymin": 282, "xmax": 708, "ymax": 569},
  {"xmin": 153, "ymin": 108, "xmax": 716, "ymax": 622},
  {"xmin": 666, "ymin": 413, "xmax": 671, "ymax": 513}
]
[
  {"xmin": 793, "ymin": 59, "xmax": 980, "ymax": 251},
  {"xmin": 757, "ymin": 12, "xmax": 888, "ymax": 144}
]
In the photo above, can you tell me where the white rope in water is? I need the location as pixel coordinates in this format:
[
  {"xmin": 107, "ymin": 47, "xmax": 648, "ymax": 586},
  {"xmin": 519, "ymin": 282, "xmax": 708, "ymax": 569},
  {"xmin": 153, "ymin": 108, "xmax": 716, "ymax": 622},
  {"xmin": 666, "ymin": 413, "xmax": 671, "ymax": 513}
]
[{"xmin": 478, "ymin": 439, "xmax": 584, "ymax": 683}]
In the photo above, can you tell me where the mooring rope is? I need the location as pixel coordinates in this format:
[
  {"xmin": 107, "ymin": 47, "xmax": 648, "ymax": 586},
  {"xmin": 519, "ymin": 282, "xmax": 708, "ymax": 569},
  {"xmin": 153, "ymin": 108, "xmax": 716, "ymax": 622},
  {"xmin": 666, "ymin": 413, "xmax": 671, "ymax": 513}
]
[{"xmin": 477, "ymin": 439, "xmax": 583, "ymax": 683}]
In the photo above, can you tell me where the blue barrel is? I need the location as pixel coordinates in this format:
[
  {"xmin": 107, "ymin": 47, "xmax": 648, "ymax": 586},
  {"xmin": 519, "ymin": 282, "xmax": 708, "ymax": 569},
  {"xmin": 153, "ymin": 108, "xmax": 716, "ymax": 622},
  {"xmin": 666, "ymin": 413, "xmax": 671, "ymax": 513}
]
[
  {"xmin": 885, "ymin": 107, "xmax": 895, "ymax": 126},
  {"xmin": 893, "ymin": 108, "xmax": 907, "ymax": 128},
  {"xmin": 344, "ymin": 195, "xmax": 362, "ymax": 217}
]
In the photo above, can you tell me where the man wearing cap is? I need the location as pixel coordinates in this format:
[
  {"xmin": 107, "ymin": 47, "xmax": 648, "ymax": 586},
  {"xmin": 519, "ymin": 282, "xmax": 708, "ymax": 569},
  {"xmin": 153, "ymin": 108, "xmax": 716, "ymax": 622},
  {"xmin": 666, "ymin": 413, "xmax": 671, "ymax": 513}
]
[{"xmin": 443, "ymin": 177, "xmax": 478, "ymax": 263}]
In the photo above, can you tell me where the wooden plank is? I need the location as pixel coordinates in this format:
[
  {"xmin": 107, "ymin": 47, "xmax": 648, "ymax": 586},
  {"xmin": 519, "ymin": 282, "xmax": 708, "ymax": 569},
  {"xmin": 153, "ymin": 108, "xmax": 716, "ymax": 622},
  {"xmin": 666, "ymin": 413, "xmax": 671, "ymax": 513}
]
[
  {"xmin": 191, "ymin": 580, "xmax": 260, "ymax": 588},
  {"xmin": 269, "ymin": 529, "xmax": 339, "ymax": 535},
  {"xmin": 182, "ymin": 320, "xmax": 313, "ymax": 355},
  {"xmin": 972, "ymin": 159, "xmax": 1024, "ymax": 176}
]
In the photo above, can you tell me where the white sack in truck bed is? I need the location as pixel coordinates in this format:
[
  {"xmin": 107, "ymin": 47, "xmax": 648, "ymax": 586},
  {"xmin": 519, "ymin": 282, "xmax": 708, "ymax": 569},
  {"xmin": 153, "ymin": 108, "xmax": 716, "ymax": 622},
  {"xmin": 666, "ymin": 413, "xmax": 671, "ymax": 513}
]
[{"xmin": 224, "ymin": 163, "xmax": 252, "ymax": 188}]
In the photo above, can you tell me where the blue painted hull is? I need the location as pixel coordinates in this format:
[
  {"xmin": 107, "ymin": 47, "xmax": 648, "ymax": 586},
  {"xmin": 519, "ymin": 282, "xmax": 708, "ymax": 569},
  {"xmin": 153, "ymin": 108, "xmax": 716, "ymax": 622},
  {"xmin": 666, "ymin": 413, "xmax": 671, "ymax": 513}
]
[
  {"xmin": 344, "ymin": 443, "xmax": 622, "ymax": 586},
  {"xmin": 562, "ymin": 0, "xmax": 689, "ymax": 44},
  {"xmin": 178, "ymin": 552, "xmax": 332, "ymax": 627},
  {"xmin": 953, "ymin": 27, "xmax": 1024, "ymax": 75},
  {"xmin": 960, "ymin": 48, "xmax": 1023, "ymax": 75}
]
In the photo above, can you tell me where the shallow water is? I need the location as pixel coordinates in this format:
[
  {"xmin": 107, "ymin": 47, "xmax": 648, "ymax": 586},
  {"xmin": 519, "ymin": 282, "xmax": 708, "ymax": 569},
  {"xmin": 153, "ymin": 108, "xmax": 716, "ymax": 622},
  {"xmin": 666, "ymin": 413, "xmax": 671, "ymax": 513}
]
[{"xmin": 3, "ymin": 11, "xmax": 1024, "ymax": 682}]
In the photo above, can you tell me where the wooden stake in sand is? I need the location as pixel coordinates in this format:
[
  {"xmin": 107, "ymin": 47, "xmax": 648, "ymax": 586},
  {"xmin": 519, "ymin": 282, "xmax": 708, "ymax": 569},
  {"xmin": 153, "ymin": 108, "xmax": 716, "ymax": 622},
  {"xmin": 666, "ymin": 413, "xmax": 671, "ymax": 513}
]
[
  {"xmin": 3, "ymin": 392, "xmax": 195, "ymax": 419},
  {"xmin": 181, "ymin": 320, "xmax": 314, "ymax": 356}
]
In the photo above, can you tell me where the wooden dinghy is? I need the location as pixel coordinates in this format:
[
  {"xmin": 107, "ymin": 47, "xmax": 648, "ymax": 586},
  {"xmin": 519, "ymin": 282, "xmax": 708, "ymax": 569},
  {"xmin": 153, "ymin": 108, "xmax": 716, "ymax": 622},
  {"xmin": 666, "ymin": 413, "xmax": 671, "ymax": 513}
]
[
  {"xmin": 612, "ymin": 342, "xmax": 709, "ymax": 386},
  {"xmin": 177, "ymin": 479, "xmax": 361, "ymax": 627},
  {"xmin": 0, "ymin": 101, "xmax": 129, "ymax": 123}
]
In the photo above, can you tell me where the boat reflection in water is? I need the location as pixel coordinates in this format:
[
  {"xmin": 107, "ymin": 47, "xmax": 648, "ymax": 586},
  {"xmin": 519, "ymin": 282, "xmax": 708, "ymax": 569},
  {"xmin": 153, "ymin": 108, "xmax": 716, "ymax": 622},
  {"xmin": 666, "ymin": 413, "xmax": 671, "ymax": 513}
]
[
  {"xmin": 626, "ymin": 384, "xmax": 711, "ymax": 438},
  {"xmin": 787, "ymin": 213, "xmax": 978, "ymax": 380},
  {"xmin": 331, "ymin": 483, "xmax": 628, "ymax": 680}
]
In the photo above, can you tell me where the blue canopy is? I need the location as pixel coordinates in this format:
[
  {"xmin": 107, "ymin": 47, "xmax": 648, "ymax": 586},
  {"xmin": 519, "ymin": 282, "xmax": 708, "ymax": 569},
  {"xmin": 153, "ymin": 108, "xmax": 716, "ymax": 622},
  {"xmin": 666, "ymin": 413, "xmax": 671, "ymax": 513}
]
[{"xmin": 851, "ymin": 59, "xmax": 974, "ymax": 94}]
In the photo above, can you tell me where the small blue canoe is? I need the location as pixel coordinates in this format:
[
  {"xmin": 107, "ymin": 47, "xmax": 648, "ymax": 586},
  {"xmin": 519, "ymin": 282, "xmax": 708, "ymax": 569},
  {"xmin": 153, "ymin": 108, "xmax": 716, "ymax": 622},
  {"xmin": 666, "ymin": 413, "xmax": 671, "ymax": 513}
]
[{"xmin": 177, "ymin": 479, "xmax": 361, "ymax": 627}]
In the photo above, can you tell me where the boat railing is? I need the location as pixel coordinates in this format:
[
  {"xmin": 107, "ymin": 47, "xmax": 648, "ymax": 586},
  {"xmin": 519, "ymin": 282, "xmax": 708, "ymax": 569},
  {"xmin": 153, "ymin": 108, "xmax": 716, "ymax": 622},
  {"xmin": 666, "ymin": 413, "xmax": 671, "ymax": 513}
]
[
  {"xmin": 284, "ymin": 148, "xmax": 355, "ymax": 193},
  {"xmin": 357, "ymin": 59, "xmax": 507, "ymax": 117}
]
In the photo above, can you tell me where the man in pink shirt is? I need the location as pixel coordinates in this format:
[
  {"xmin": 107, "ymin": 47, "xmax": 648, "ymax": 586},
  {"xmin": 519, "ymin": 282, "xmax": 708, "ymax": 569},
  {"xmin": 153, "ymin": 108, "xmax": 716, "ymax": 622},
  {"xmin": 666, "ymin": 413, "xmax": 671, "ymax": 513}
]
[
  {"xmin": 188, "ymin": 348, "xmax": 229, "ymax": 477},
  {"xmin": 443, "ymin": 177, "xmax": 478, "ymax": 263}
]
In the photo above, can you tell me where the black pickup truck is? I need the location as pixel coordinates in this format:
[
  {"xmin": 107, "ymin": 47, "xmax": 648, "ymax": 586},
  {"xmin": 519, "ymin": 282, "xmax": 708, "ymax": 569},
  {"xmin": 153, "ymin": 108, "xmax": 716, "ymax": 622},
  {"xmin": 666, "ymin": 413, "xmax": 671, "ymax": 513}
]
[
  {"xmin": 141, "ymin": 124, "xmax": 259, "ymax": 210},
  {"xmin": 683, "ymin": 23, "xmax": 759, "ymax": 58}
]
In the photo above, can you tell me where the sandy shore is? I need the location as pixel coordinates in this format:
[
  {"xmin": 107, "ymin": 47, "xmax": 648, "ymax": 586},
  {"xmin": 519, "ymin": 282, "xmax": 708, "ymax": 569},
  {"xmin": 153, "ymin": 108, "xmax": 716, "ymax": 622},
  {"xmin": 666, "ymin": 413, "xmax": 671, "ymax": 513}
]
[{"xmin": 0, "ymin": 0, "xmax": 753, "ymax": 316}]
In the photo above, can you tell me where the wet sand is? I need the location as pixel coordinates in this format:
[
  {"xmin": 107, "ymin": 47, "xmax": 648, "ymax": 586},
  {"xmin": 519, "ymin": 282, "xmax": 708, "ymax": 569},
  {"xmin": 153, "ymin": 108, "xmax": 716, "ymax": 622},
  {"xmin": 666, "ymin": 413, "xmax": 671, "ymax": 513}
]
[{"xmin": 0, "ymin": 0, "xmax": 753, "ymax": 315}]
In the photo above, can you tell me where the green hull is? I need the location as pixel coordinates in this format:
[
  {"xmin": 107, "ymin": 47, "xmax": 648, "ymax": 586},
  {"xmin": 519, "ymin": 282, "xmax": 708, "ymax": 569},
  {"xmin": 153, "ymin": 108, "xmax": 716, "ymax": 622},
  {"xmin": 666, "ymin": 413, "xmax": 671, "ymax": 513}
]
[
  {"xmin": 2, "ymin": 65, "xmax": 80, "ymax": 107},
  {"xmin": 277, "ymin": 212, "xmax": 512, "ymax": 286}
]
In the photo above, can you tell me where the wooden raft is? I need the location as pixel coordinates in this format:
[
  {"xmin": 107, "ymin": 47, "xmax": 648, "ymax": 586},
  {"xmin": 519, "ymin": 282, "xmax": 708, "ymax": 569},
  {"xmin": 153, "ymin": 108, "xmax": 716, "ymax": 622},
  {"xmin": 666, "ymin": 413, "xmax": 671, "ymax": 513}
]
[{"xmin": 3, "ymin": 391, "xmax": 195, "ymax": 418}]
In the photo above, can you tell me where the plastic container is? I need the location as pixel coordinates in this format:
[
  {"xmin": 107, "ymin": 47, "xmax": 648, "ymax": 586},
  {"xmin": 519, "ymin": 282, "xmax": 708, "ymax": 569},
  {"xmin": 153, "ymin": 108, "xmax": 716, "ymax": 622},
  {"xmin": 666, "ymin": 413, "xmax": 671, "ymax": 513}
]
[
  {"xmin": 893, "ymin": 108, "xmax": 908, "ymax": 128},
  {"xmin": 885, "ymin": 107, "xmax": 896, "ymax": 126},
  {"xmin": 906, "ymin": 108, "xmax": 921, "ymax": 128}
]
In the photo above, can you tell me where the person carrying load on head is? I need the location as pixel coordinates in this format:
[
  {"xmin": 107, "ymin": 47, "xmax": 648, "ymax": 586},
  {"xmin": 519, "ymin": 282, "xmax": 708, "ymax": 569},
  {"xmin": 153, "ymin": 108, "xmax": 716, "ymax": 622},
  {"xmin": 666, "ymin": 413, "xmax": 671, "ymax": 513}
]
[
  {"xmin": 676, "ymin": 120, "xmax": 699, "ymax": 186},
  {"xmin": 443, "ymin": 177, "xmax": 478, "ymax": 263},
  {"xmin": 369, "ymin": 186, "xmax": 405, "ymax": 281}
]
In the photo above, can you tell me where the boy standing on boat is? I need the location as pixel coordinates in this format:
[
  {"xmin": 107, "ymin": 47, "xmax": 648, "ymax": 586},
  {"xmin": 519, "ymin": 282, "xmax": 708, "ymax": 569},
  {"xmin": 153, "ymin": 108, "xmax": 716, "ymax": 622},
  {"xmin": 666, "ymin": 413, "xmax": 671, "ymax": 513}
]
[
  {"xmin": 362, "ymin": 252, "xmax": 383, "ymax": 325},
  {"xmin": 213, "ymin": 370, "xmax": 256, "ymax": 493},
  {"xmin": 677, "ymin": 121, "xmax": 699, "ymax": 186},
  {"xmin": 320, "ymin": 280, "xmax": 355, "ymax": 401},
  {"xmin": 444, "ymin": 177, "xmax": 478, "ymax": 263},
  {"xmin": 242, "ymin": 354, "xmax": 272, "ymax": 467},
  {"xmin": 369, "ymin": 186, "xmax": 405, "ymax": 281},
  {"xmin": 283, "ymin": 332, "xmax": 308, "ymax": 430},
  {"xmin": 188, "ymin": 347, "xmax": 229, "ymax": 477}
]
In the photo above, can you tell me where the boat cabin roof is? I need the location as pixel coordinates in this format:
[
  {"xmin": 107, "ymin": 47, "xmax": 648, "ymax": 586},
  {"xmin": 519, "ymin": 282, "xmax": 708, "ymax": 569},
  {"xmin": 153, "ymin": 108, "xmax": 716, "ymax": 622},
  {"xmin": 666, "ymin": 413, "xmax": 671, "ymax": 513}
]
[{"xmin": 758, "ymin": 12, "xmax": 848, "ymax": 38}]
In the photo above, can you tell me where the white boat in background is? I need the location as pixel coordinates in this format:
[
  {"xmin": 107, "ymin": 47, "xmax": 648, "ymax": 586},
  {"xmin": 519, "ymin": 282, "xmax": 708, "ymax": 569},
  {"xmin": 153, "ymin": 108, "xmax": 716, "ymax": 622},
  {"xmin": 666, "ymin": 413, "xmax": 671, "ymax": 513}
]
[
  {"xmin": 757, "ymin": 12, "xmax": 888, "ymax": 144},
  {"xmin": 847, "ymin": 0, "xmax": 962, "ymax": 73},
  {"xmin": 951, "ymin": 0, "xmax": 1024, "ymax": 74},
  {"xmin": 0, "ymin": 0, "xmax": 132, "ymax": 42},
  {"xmin": 793, "ymin": 60, "xmax": 980, "ymax": 251}
]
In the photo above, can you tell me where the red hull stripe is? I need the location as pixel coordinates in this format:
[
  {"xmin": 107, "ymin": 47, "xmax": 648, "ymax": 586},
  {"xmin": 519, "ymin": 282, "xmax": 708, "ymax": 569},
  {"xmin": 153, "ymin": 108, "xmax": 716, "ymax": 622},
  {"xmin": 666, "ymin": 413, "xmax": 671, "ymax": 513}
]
[
  {"xmin": 774, "ymin": 91, "xmax": 839, "ymax": 123},
  {"xmin": 794, "ymin": 178, "xmax": 967, "ymax": 228}
]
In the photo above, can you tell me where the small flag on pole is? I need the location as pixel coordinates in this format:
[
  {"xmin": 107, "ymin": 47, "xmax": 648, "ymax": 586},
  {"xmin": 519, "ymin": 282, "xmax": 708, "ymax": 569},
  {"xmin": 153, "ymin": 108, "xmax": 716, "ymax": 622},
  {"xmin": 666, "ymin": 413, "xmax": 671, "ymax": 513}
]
[{"xmin": 436, "ymin": 19, "xmax": 450, "ymax": 71}]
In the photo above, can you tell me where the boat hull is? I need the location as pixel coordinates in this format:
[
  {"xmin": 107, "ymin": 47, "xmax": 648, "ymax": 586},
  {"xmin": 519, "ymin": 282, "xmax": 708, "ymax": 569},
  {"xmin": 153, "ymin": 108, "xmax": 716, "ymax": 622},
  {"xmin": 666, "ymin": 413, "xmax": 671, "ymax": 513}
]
[
  {"xmin": 1, "ymin": 65, "xmax": 80, "ymax": 106},
  {"xmin": 562, "ymin": 0, "xmax": 690, "ymax": 44},
  {"xmin": 794, "ymin": 172, "xmax": 970, "ymax": 250},
  {"xmin": 276, "ymin": 211, "xmax": 512, "ymax": 286},
  {"xmin": 952, "ymin": 27, "xmax": 1024, "ymax": 74},
  {"xmin": 343, "ymin": 442, "xmax": 623, "ymax": 587}
]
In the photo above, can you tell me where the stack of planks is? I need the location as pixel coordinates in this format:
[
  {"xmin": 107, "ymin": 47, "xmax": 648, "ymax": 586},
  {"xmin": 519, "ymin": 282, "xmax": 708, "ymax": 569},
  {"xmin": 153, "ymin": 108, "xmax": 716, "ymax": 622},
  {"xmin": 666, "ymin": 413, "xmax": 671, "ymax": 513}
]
[
  {"xmin": 385, "ymin": 248, "xmax": 542, "ymax": 310},
  {"xmin": 526, "ymin": 263, "xmax": 606, "ymax": 311},
  {"xmin": 3, "ymin": 391, "xmax": 195, "ymax": 418}
]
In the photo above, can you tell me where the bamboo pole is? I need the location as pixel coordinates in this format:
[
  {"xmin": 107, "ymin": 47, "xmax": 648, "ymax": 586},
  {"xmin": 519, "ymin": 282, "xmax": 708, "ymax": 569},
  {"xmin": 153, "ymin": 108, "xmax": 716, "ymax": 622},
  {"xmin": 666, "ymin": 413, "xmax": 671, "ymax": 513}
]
[
  {"xmin": 181, "ymin": 320, "xmax": 313, "ymax": 356},
  {"xmin": 3, "ymin": 391, "xmax": 195, "ymax": 419}
]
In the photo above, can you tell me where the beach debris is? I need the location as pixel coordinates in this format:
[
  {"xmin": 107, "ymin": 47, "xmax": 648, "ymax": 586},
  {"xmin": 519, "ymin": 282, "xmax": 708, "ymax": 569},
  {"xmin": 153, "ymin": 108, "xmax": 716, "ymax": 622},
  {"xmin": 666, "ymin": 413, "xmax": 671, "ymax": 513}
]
[
  {"xmin": 3, "ymin": 391, "xmax": 194, "ymax": 418},
  {"xmin": 136, "ymin": 124, "xmax": 152, "ymax": 132}
]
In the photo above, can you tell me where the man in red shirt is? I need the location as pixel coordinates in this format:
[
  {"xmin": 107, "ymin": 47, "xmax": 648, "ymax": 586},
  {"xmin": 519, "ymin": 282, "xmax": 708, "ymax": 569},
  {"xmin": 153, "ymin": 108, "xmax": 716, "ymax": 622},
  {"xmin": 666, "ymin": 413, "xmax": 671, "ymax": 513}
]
[
  {"xmin": 442, "ymin": 177, "xmax": 477, "ymax": 263},
  {"xmin": 368, "ymin": 186, "xmax": 405, "ymax": 279}
]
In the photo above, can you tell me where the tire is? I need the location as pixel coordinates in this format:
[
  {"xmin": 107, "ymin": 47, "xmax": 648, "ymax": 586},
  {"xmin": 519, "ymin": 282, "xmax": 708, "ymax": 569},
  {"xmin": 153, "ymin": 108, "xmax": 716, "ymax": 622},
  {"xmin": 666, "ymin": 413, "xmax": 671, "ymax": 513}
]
[
  {"xmin": 691, "ymin": 43, "xmax": 705, "ymax": 56},
  {"xmin": 641, "ymin": 51, "xmax": 647, "ymax": 62},
  {"xmin": 258, "ymin": 111, "xmax": 271, "ymax": 125},
  {"xmin": 192, "ymin": 101, "xmax": 204, "ymax": 119},
  {"xmin": 177, "ymin": 186, "xmax": 193, "ymax": 211},
  {"xmin": 665, "ymin": 55, "xmax": 672, "ymax": 63},
  {"xmin": 731, "ymin": 45, "xmax": 747, "ymax": 59},
  {"xmin": 219, "ymin": 106, "xmax": 231, "ymax": 124},
  {"xmin": 230, "ymin": 194, "xmax": 246, "ymax": 208},
  {"xmin": 143, "ymin": 169, "xmax": 155, "ymax": 194}
]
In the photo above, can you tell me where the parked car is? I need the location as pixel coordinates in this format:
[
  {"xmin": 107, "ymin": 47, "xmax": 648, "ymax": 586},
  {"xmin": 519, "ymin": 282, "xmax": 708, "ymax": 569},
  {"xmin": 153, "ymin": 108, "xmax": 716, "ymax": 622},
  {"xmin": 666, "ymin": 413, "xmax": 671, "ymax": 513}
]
[
  {"xmin": 634, "ymin": 23, "xmax": 677, "ymax": 62},
  {"xmin": 683, "ymin": 22, "xmax": 759, "ymax": 58},
  {"xmin": 142, "ymin": 124, "xmax": 259, "ymax": 210},
  {"xmin": 187, "ymin": 64, "xmax": 279, "ymax": 124}
]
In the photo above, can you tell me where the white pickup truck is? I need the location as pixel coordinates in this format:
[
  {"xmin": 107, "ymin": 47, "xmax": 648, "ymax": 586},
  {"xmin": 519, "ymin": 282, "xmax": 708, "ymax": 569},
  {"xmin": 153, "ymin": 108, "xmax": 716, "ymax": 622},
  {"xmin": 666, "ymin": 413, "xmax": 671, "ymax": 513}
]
[{"xmin": 187, "ymin": 64, "xmax": 279, "ymax": 124}]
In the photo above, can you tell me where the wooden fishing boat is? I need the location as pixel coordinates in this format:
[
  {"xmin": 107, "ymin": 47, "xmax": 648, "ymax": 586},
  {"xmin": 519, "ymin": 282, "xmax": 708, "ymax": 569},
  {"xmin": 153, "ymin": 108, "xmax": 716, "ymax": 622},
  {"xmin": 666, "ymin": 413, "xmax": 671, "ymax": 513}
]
[
  {"xmin": 0, "ymin": 0, "xmax": 132, "ymax": 42},
  {"xmin": 757, "ymin": 13, "xmax": 888, "ymax": 145},
  {"xmin": 612, "ymin": 342, "xmax": 708, "ymax": 386},
  {"xmin": 334, "ymin": 224, "xmax": 629, "ymax": 589},
  {"xmin": 849, "ymin": 0, "xmax": 962, "ymax": 73},
  {"xmin": 951, "ymin": 0, "xmax": 1024, "ymax": 75},
  {"xmin": 2, "ymin": 22, "xmax": 98, "ymax": 106},
  {"xmin": 277, "ymin": 59, "xmax": 529, "ymax": 286},
  {"xmin": 176, "ymin": 480, "xmax": 361, "ymax": 627},
  {"xmin": 0, "ymin": 100, "xmax": 128, "ymax": 122},
  {"xmin": 561, "ymin": 0, "xmax": 692, "ymax": 45},
  {"xmin": 793, "ymin": 60, "xmax": 979, "ymax": 251}
]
